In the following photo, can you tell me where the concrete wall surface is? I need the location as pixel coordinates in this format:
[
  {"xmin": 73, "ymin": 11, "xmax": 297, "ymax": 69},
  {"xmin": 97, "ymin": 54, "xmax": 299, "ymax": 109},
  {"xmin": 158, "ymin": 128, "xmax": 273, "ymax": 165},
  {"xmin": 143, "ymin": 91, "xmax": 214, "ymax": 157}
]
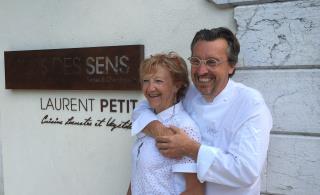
[
  {"xmin": 233, "ymin": 0, "xmax": 320, "ymax": 194},
  {"xmin": 235, "ymin": 0, "xmax": 320, "ymax": 67}
]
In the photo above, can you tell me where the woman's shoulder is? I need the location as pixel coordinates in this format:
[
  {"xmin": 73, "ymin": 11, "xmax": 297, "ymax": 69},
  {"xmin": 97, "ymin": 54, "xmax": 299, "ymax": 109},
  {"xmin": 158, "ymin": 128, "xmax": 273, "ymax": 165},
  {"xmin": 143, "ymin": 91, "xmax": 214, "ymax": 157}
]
[{"xmin": 174, "ymin": 106, "xmax": 200, "ymax": 131}]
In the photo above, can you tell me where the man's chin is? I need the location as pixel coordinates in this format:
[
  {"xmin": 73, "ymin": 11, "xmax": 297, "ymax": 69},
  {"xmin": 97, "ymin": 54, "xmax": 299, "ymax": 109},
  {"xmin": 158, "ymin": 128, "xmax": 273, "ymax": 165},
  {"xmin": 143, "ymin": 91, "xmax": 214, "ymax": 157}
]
[
  {"xmin": 196, "ymin": 84, "xmax": 211, "ymax": 91},
  {"xmin": 198, "ymin": 89, "xmax": 212, "ymax": 96},
  {"xmin": 194, "ymin": 85, "xmax": 213, "ymax": 95}
]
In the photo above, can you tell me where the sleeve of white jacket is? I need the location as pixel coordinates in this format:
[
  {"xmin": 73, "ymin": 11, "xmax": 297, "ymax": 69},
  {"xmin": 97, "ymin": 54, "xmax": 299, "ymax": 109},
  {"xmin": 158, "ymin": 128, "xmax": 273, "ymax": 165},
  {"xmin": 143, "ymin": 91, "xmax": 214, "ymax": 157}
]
[
  {"xmin": 131, "ymin": 100, "xmax": 158, "ymax": 136},
  {"xmin": 197, "ymin": 101, "xmax": 272, "ymax": 187}
]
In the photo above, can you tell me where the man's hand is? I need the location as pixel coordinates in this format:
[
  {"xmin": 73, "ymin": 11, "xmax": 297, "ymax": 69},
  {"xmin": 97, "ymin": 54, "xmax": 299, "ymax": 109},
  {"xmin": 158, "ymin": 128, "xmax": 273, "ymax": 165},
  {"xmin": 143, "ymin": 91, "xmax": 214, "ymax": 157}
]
[
  {"xmin": 181, "ymin": 188, "xmax": 204, "ymax": 195},
  {"xmin": 181, "ymin": 183, "xmax": 204, "ymax": 195},
  {"xmin": 156, "ymin": 126, "xmax": 200, "ymax": 160},
  {"xmin": 143, "ymin": 121, "xmax": 174, "ymax": 138},
  {"xmin": 181, "ymin": 173, "xmax": 204, "ymax": 195}
]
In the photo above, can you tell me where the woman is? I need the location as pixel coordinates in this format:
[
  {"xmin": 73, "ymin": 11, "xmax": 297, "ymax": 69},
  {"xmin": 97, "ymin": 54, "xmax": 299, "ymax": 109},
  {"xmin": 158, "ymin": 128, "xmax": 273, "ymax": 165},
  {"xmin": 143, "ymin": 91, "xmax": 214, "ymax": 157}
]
[{"xmin": 127, "ymin": 52, "xmax": 204, "ymax": 195}]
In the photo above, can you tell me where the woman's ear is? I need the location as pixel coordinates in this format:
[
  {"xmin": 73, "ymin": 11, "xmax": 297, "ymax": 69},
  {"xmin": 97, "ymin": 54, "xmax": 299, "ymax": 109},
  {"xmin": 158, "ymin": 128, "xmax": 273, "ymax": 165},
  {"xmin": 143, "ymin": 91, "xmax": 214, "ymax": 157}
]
[{"xmin": 174, "ymin": 82, "xmax": 182, "ymax": 93}]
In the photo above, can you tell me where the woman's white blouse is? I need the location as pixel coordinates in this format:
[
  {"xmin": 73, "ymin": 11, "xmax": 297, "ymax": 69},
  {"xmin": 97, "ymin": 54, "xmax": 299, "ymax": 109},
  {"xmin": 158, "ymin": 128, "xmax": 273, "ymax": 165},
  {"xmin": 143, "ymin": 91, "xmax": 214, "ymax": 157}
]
[{"xmin": 130, "ymin": 102, "xmax": 201, "ymax": 195}]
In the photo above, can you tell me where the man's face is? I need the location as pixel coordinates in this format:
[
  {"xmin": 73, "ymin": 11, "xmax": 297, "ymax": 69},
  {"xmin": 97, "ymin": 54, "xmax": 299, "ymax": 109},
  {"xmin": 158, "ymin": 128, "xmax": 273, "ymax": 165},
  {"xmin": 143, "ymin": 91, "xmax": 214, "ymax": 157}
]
[{"xmin": 191, "ymin": 39, "xmax": 235, "ymax": 102}]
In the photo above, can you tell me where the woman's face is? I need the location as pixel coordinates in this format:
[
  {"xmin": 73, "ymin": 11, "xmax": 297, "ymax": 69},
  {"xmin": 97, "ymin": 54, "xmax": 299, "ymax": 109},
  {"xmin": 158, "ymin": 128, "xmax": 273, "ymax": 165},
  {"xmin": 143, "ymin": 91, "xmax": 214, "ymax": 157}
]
[{"xmin": 141, "ymin": 66, "xmax": 178, "ymax": 113}]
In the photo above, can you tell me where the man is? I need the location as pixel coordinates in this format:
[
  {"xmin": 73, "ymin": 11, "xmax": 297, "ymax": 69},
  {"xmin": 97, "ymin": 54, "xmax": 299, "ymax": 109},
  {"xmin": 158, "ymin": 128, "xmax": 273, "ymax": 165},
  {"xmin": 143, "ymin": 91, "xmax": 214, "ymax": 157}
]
[{"xmin": 131, "ymin": 27, "xmax": 272, "ymax": 195}]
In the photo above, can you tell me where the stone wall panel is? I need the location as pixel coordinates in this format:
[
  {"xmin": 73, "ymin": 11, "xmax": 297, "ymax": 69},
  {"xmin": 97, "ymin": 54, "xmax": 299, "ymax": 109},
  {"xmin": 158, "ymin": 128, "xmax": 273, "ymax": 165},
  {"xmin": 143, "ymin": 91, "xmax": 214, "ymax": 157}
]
[
  {"xmin": 233, "ymin": 69, "xmax": 320, "ymax": 134},
  {"xmin": 234, "ymin": 0, "xmax": 320, "ymax": 66},
  {"xmin": 266, "ymin": 135, "xmax": 320, "ymax": 195},
  {"xmin": 210, "ymin": 0, "xmax": 296, "ymax": 7}
]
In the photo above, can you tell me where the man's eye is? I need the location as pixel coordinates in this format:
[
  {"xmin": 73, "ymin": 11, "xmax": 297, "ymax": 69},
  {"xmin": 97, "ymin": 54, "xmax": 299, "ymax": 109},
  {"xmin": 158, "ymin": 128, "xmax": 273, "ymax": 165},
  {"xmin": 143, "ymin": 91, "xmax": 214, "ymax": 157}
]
[
  {"xmin": 142, "ymin": 79, "xmax": 149, "ymax": 83},
  {"xmin": 190, "ymin": 59, "xmax": 200, "ymax": 65},
  {"xmin": 206, "ymin": 59, "xmax": 218, "ymax": 65}
]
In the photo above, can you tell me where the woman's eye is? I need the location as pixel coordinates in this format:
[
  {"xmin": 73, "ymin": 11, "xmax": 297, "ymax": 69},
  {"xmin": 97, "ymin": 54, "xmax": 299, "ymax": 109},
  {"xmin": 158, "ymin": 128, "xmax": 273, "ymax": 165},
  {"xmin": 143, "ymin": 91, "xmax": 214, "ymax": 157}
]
[
  {"xmin": 155, "ymin": 80, "xmax": 163, "ymax": 83},
  {"xmin": 142, "ymin": 79, "xmax": 149, "ymax": 83}
]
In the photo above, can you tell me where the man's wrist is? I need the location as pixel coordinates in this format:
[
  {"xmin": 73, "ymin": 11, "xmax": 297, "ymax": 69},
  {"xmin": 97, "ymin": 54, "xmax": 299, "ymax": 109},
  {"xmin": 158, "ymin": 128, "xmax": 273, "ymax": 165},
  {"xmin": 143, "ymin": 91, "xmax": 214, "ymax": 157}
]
[{"xmin": 185, "ymin": 139, "xmax": 201, "ymax": 160}]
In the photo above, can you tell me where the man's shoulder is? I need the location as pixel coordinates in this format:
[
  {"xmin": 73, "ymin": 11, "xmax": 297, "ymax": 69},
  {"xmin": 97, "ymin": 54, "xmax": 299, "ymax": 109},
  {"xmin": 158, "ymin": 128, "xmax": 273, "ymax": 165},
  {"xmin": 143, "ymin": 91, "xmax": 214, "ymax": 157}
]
[
  {"xmin": 186, "ymin": 84, "xmax": 199, "ymax": 97},
  {"xmin": 182, "ymin": 84, "xmax": 199, "ymax": 108},
  {"xmin": 232, "ymin": 80, "xmax": 265, "ymax": 104},
  {"xmin": 174, "ymin": 106, "xmax": 195, "ymax": 123}
]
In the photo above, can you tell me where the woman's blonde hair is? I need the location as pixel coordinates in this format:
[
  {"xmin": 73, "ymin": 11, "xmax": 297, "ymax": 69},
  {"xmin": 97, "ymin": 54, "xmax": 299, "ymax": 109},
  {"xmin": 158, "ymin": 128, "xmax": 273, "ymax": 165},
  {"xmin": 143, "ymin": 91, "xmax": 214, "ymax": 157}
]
[{"xmin": 139, "ymin": 52, "xmax": 189, "ymax": 102}]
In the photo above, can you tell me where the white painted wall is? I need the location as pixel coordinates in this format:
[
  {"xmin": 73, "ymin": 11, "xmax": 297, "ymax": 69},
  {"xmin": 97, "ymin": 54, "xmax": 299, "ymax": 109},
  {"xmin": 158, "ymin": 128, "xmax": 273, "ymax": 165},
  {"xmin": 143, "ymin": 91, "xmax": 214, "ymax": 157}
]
[{"xmin": 0, "ymin": 1, "xmax": 234, "ymax": 195}]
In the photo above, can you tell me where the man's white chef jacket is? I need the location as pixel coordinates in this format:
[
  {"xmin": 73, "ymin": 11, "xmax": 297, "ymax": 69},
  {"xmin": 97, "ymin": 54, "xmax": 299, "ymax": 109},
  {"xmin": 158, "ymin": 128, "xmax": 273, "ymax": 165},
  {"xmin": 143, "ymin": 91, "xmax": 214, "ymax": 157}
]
[{"xmin": 132, "ymin": 79, "xmax": 273, "ymax": 195}]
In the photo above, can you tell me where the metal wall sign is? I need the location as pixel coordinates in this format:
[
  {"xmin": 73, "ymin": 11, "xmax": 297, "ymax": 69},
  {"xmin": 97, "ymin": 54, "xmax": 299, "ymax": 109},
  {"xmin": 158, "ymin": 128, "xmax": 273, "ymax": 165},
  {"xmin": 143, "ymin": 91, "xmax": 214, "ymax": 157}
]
[{"xmin": 4, "ymin": 45, "xmax": 144, "ymax": 90}]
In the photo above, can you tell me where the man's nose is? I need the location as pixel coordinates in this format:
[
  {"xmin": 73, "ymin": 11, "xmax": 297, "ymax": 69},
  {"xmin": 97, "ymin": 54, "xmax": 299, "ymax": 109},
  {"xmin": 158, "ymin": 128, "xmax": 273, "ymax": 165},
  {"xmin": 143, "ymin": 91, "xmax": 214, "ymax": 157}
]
[{"xmin": 197, "ymin": 63, "xmax": 208, "ymax": 75}]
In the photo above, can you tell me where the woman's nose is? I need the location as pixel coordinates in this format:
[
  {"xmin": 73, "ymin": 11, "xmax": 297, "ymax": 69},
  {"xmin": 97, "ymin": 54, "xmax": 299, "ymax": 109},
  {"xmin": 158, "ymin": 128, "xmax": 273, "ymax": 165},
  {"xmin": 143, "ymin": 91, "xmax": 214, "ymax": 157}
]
[{"xmin": 147, "ymin": 82, "xmax": 156, "ymax": 91}]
